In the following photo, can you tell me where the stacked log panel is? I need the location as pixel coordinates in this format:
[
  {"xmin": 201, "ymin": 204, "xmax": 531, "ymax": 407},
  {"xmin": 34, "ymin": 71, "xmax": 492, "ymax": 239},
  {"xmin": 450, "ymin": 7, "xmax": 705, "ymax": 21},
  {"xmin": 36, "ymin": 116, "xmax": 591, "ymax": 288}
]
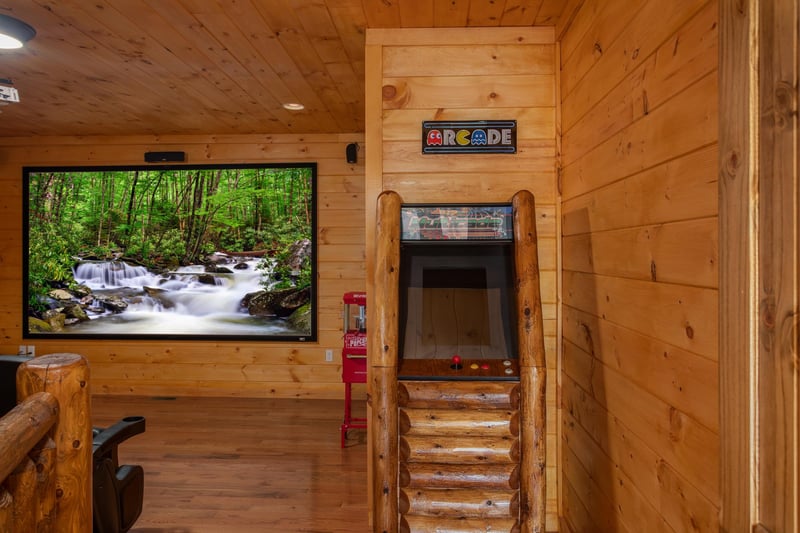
[
  {"xmin": 365, "ymin": 27, "xmax": 559, "ymax": 530},
  {"xmin": 398, "ymin": 380, "xmax": 521, "ymax": 533},
  {"xmin": 559, "ymin": 1, "xmax": 719, "ymax": 531},
  {"xmin": 0, "ymin": 133, "xmax": 365, "ymax": 400}
]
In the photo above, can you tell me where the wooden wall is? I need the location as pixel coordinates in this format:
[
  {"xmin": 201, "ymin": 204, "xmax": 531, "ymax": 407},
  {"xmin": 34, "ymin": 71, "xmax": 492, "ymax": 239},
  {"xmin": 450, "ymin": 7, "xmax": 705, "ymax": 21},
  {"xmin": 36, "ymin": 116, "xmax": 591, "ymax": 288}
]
[
  {"xmin": 364, "ymin": 27, "xmax": 560, "ymax": 530},
  {"xmin": 0, "ymin": 133, "xmax": 366, "ymax": 400},
  {"xmin": 559, "ymin": 0, "xmax": 720, "ymax": 531}
]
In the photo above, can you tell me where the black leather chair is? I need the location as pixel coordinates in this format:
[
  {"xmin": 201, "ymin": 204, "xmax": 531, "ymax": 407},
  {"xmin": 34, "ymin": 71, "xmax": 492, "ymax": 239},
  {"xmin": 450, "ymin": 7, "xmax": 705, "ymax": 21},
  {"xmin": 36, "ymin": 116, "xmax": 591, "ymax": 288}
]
[
  {"xmin": 0, "ymin": 354, "xmax": 33, "ymax": 415},
  {"xmin": 0, "ymin": 355, "xmax": 145, "ymax": 533},
  {"xmin": 92, "ymin": 416, "xmax": 146, "ymax": 533}
]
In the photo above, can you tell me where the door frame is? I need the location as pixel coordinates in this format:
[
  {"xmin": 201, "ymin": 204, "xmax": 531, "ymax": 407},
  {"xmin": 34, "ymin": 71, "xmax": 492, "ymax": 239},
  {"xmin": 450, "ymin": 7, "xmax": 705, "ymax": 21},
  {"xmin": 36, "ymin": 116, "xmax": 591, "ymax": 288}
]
[{"xmin": 719, "ymin": 1, "xmax": 798, "ymax": 530}]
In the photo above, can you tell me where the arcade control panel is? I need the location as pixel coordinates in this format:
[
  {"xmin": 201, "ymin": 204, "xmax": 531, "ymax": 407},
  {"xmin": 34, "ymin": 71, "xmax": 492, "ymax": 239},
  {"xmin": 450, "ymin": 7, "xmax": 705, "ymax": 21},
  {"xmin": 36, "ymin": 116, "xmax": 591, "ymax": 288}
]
[{"xmin": 398, "ymin": 355, "xmax": 519, "ymax": 381}]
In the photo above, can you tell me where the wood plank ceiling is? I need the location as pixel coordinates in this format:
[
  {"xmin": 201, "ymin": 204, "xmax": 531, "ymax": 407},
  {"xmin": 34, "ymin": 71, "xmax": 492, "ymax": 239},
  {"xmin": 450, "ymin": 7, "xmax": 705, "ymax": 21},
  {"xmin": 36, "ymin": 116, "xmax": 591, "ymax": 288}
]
[{"xmin": 0, "ymin": 1, "xmax": 569, "ymax": 137}]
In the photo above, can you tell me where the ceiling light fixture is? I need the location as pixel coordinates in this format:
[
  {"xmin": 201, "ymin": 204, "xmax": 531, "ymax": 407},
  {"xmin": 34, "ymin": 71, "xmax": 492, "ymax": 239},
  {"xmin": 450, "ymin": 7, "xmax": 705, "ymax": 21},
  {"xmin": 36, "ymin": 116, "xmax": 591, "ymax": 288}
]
[
  {"xmin": 282, "ymin": 102, "xmax": 304, "ymax": 111},
  {"xmin": 0, "ymin": 14, "xmax": 36, "ymax": 50}
]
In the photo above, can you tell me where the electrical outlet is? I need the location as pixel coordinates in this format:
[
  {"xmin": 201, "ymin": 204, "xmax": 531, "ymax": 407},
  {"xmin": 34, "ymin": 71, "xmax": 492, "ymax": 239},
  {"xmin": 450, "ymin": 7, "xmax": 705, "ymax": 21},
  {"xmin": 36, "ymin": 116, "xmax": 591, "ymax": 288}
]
[
  {"xmin": 17, "ymin": 345, "xmax": 25, "ymax": 355},
  {"xmin": 17, "ymin": 345, "xmax": 35, "ymax": 356},
  {"xmin": 0, "ymin": 85, "xmax": 20, "ymax": 104},
  {"xmin": 325, "ymin": 349, "xmax": 333, "ymax": 362},
  {"xmin": 27, "ymin": 345, "xmax": 35, "ymax": 357}
]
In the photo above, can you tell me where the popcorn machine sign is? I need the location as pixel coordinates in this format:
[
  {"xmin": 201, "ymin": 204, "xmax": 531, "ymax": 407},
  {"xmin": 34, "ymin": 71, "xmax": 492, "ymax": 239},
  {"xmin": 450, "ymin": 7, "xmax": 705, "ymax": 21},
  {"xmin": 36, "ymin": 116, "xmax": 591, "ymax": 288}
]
[
  {"xmin": 422, "ymin": 120, "xmax": 516, "ymax": 154},
  {"xmin": 344, "ymin": 332, "xmax": 367, "ymax": 350}
]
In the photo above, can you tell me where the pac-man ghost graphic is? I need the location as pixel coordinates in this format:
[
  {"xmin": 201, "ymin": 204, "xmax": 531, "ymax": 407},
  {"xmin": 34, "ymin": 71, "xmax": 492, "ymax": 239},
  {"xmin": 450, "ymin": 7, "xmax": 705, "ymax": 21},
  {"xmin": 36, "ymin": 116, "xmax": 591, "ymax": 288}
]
[
  {"xmin": 471, "ymin": 129, "xmax": 487, "ymax": 145},
  {"xmin": 426, "ymin": 129, "xmax": 443, "ymax": 146}
]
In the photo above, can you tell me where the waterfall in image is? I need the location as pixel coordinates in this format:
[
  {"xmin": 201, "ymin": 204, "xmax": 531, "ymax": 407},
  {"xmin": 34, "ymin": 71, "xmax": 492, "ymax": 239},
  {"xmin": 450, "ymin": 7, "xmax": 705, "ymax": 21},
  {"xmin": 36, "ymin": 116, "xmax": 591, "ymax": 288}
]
[
  {"xmin": 73, "ymin": 261, "xmax": 160, "ymax": 291},
  {"xmin": 68, "ymin": 259, "xmax": 301, "ymax": 336}
]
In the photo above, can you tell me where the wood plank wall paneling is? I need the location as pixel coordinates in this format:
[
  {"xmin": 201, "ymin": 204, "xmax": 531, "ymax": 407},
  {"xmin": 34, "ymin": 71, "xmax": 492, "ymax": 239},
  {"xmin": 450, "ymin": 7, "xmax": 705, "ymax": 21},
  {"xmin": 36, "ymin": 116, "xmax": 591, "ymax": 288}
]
[
  {"xmin": 559, "ymin": 1, "xmax": 720, "ymax": 532},
  {"xmin": 365, "ymin": 26, "xmax": 559, "ymax": 531},
  {"xmin": 0, "ymin": 133, "xmax": 366, "ymax": 400}
]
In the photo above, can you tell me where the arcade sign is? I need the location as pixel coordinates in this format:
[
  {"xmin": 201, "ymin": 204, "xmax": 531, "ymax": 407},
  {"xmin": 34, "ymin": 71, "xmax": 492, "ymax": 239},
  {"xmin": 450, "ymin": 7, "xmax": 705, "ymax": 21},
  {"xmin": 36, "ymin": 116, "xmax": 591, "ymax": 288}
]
[{"xmin": 422, "ymin": 120, "xmax": 516, "ymax": 154}]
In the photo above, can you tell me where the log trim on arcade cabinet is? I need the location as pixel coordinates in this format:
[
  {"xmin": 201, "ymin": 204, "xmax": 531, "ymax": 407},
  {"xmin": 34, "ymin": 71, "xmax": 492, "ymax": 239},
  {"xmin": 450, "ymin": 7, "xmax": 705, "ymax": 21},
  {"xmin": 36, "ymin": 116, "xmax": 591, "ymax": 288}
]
[
  {"xmin": 513, "ymin": 189, "xmax": 547, "ymax": 532},
  {"xmin": 371, "ymin": 190, "xmax": 402, "ymax": 533},
  {"xmin": 370, "ymin": 190, "xmax": 546, "ymax": 533}
]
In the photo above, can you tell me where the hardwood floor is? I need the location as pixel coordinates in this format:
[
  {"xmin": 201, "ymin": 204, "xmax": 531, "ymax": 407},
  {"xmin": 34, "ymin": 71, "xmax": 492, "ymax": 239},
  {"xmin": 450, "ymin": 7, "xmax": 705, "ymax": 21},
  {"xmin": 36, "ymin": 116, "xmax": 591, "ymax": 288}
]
[{"xmin": 92, "ymin": 395, "xmax": 369, "ymax": 533}]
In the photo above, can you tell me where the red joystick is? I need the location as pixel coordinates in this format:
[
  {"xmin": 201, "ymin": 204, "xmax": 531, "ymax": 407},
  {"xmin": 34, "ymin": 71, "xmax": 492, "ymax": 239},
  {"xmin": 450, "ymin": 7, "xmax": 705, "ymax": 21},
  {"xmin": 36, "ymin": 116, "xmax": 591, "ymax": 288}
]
[{"xmin": 450, "ymin": 354, "xmax": 462, "ymax": 370}]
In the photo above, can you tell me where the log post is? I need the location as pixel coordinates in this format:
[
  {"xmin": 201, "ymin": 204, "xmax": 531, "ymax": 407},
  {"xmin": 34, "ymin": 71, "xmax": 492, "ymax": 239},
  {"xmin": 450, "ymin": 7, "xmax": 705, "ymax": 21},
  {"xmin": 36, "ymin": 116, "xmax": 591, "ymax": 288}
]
[
  {"xmin": 32, "ymin": 437, "xmax": 58, "ymax": 530},
  {"xmin": 0, "ymin": 487, "xmax": 12, "ymax": 533},
  {"xmin": 17, "ymin": 353, "xmax": 92, "ymax": 533},
  {"xmin": 7, "ymin": 456, "xmax": 38, "ymax": 531},
  {"xmin": 371, "ymin": 190, "xmax": 402, "ymax": 532},
  {"xmin": 512, "ymin": 190, "xmax": 546, "ymax": 533}
]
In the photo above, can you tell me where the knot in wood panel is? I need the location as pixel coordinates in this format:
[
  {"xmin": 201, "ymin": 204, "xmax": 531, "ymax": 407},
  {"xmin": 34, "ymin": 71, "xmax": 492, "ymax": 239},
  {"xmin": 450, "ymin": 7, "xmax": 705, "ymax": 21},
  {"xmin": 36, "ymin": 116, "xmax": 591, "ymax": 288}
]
[
  {"xmin": 382, "ymin": 82, "xmax": 410, "ymax": 109},
  {"xmin": 723, "ymin": 149, "xmax": 741, "ymax": 178},
  {"xmin": 774, "ymin": 81, "xmax": 797, "ymax": 130},
  {"xmin": 382, "ymin": 84, "xmax": 397, "ymax": 99},
  {"xmin": 779, "ymin": 312, "xmax": 799, "ymax": 365},
  {"xmin": 668, "ymin": 407, "xmax": 684, "ymax": 443}
]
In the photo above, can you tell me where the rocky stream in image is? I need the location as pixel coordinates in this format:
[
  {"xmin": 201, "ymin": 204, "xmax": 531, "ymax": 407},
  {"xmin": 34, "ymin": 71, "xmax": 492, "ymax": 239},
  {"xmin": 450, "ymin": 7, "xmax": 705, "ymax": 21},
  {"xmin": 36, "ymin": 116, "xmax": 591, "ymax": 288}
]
[{"xmin": 28, "ymin": 244, "xmax": 312, "ymax": 338}]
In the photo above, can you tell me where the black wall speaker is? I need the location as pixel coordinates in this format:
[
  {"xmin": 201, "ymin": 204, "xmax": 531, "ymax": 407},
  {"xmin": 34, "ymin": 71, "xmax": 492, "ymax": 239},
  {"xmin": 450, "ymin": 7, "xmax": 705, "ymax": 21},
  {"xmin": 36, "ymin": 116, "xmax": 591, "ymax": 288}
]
[
  {"xmin": 345, "ymin": 143, "xmax": 358, "ymax": 164},
  {"xmin": 144, "ymin": 151, "xmax": 186, "ymax": 163}
]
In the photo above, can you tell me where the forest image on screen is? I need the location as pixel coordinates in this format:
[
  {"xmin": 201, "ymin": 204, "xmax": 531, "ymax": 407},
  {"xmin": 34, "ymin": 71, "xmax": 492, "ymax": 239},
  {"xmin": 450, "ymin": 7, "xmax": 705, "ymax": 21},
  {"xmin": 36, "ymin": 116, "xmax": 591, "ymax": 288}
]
[{"xmin": 24, "ymin": 164, "xmax": 316, "ymax": 340}]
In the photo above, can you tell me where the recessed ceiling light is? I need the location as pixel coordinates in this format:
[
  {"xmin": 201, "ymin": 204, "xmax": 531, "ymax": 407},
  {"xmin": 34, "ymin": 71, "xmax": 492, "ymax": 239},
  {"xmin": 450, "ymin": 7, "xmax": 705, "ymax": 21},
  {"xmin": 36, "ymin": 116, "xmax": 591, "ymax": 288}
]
[
  {"xmin": 0, "ymin": 14, "xmax": 36, "ymax": 50},
  {"xmin": 282, "ymin": 102, "xmax": 305, "ymax": 111}
]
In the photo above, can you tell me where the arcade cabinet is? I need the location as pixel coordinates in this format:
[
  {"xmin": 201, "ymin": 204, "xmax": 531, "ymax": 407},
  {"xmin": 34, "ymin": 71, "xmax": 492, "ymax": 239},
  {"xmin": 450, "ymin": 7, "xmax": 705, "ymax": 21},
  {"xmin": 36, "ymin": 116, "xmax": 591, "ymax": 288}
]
[{"xmin": 370, "ymin": 190, "xmax": 547, "ymax": 533}]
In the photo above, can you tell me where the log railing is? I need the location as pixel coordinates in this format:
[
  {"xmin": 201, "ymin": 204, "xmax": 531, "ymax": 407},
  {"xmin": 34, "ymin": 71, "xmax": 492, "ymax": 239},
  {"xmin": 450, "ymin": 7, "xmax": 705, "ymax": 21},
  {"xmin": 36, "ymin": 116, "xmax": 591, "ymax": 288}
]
[{"xmin": 0, "ymin": 353, "xmax": 92, "ymax": 533}]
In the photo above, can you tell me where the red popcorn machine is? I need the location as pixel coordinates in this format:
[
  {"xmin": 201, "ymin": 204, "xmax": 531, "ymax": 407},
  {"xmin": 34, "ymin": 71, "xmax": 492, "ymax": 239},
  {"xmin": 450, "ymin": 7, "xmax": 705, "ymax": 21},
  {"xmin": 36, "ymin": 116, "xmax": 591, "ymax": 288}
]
[{"xmin": 340, "ymin": 291, "xmax": 367, "ymax": 446}]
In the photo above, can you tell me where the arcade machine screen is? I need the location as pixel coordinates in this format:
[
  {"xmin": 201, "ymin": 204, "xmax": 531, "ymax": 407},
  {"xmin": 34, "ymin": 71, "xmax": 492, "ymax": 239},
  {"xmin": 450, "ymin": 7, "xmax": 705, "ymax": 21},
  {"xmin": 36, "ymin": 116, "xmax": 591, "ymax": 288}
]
[{"xmin": 398, "ymin": 204, "xmax": 519, "ymax": 380}]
